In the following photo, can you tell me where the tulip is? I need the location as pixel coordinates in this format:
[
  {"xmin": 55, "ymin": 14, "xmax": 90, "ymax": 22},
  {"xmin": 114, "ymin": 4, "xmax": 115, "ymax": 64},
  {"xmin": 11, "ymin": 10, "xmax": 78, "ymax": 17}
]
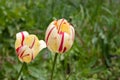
[
  {"xmin": 45, "ymin": 18, "xmax": 75, "ymax": 53},
  {"xmin": 15, "ymin": 31, "xmax": 46, "ymax": 63}
]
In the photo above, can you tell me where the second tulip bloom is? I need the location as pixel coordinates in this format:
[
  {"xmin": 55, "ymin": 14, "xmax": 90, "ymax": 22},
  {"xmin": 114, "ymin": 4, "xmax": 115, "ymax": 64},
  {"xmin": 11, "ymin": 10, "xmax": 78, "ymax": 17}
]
[{"xmin": 15, "ymin": 31, "xmax": 46, "ymax": 63}]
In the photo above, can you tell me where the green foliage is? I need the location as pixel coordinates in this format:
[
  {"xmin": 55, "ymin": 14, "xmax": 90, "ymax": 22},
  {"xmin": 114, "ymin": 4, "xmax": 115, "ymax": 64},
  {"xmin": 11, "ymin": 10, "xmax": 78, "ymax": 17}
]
[{"xmin": 0, "ymin": 0, "xmax": 120, "ymax": 80}]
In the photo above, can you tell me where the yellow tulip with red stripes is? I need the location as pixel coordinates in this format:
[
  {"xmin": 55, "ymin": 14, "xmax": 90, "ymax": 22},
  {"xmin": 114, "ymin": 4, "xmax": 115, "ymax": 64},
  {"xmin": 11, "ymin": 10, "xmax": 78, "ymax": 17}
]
[
  {"xmin": 15, "ymin": 31, "xmax": 46, "ymax": 63},
  {"xmin": 45, "ymin": 18, "xmax": 75, "ymax": 53}
]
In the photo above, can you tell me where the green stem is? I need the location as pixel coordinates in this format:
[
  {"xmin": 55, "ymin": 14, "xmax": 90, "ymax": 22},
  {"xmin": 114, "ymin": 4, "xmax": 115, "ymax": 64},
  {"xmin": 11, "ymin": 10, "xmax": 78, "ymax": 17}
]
[
  {"xmin": 17, "ymin": 62, "xmax": 26, "ymax": 80},
  {"xmin": 50, "ymin": 53, "xmax": 58, "ymax": 80}
]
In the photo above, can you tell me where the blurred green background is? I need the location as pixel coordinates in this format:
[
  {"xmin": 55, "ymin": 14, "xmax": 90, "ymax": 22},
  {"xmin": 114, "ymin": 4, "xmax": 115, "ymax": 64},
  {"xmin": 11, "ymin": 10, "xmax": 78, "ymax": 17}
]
[{"xmin": 0, "ymin": 0, "xmax": 120, "ymax": 80}]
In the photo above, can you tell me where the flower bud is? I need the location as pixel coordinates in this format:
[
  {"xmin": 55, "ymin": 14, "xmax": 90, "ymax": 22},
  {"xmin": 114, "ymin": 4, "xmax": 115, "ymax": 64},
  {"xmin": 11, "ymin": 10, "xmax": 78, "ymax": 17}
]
[{"xmin": 45, "ymin": 19, "xmax": 75, "ymax": 53}]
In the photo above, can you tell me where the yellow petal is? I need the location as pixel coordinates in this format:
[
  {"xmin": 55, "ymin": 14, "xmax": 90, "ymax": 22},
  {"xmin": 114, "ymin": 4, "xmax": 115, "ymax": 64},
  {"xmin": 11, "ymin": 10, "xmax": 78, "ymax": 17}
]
[
  {"xmin": 32, "ymin": 40, "xmax": 41, "ymax": 58},
  {"xmin": 23, "ymin": 35, "xmax": 39, "ymax": 48},
  {"xmin": 60, "ymin": 23, "xmax": 70, "ymax": 34},
  {"xmin": 59, "ymin": 19, "xmax": 70, "ymax": 34},
  {"xmin": 62, "ymin": 33, "xmax": 73, "ymax": 53},
  {"xmin": 54, "ymin": 19, "xmax": 70, "ymax": 34},
  {"xmin": 15, "ymin": 39, "xmax": 22, "ymax": 49}
]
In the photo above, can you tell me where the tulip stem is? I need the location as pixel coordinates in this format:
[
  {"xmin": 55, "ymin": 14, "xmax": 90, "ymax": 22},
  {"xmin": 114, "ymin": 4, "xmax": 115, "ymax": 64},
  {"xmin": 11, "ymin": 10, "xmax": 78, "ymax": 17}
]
[
  {"xmin": 17, "ymin": 62, "xmax": 26, "ymax": 80},
  {"xmin": 50, "ymin": 53, "xmax": 58, "ymax": 80}
]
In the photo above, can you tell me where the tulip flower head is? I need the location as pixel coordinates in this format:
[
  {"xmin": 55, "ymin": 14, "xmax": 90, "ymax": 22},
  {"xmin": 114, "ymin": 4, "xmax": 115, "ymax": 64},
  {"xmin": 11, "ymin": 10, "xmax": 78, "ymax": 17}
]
[
  {"xmin": 45, "ymin": 18, "xmax": 75, "ymax": 53},
  {"xmin": 15, "ymin": 31, "xmax": 46, "ymax": 63}
]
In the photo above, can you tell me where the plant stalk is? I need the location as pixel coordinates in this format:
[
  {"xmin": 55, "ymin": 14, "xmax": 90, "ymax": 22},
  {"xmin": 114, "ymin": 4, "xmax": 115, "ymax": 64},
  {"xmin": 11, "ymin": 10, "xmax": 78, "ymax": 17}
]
[
  {"xmin": 50, "ymin": 53, "xmax": 58, "ymax": 80},
  {"xmin": 17, "ymin": 62, "xmax": 26, "ymax": 80}
]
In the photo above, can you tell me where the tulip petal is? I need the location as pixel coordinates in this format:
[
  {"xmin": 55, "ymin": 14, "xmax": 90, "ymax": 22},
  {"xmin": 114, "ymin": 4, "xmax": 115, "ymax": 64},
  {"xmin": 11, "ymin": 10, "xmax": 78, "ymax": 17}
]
[
  {"xmin": 21, "ymin": 47, "xmax": 33, "ymax": 63},
  {"xmin": 39, "ymin": 40, "xmax": 46, "ymax": 51},
  {"xmin": 15, "ymin": 31, "xmax": 29, "ymax": 49},
  {"xmin": 23, "ymin": 35, "xmax": 40, "ymax": 58},
  {"xmin": 16, "ymin": 31, "xmax": 29, "ymax": 40},
  {"xmin": 46, "ymin": 27, "xmax": 61, "ymax": 52},
  {"xmin": 58, "ymin": 32, "xmax": 64, "ymax": 52},
  {"xmin": 63, "ymin": 33, "xmax": 73, "ymax": 52},
  {"xmin": 23, "ymin": 35, "xmax": 37, "ymax": 48}
]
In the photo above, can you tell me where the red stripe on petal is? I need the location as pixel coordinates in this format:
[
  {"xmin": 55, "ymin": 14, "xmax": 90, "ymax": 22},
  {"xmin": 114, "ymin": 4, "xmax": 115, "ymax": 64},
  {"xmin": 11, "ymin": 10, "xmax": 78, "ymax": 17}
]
[
  {"xmin": 16, "ymin": 46, "xmax": 21, "ymax": 53},
  {"xmin": 62, "ymin": 47, "xmax": 67, "ymax": 53},
  {"xmin": 29, "ymin": 37, "xmax": 35, "ymax": 49},
  {"xmin": 16, "ymin": 46, "xmax": 22, "ymax": 55},
  {"xmin": 16, "ymin": 32, "xmax": 25, "ymax": 56},
  {"xmin": 58, "ymin": 32, "xmax": 64, "ymax": 52},
  {"xmin": 58, "ymin": 19, "xmax": 64, "ymax": 33},
  {"xmin": 21, "ymin": 32, "xmax": 25, "ymax": 46},
  {"xmin": 21, "ymin": 54, "xmax": 30, "ymax": 59},
  {"xmin": 46, "ymin": 27, "xmax": 55, "ymax": 44},
  {"xmin": 19, "ymin": 50, "xmax": 25, "ymax": 58}
]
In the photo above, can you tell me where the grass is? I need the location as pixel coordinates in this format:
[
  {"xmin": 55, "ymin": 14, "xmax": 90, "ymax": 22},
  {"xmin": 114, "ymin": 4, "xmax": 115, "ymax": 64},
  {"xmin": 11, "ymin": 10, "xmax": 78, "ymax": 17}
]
[{"xmin": 0, "ymin": 0, "xmax": 120, "ymax": 80}]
